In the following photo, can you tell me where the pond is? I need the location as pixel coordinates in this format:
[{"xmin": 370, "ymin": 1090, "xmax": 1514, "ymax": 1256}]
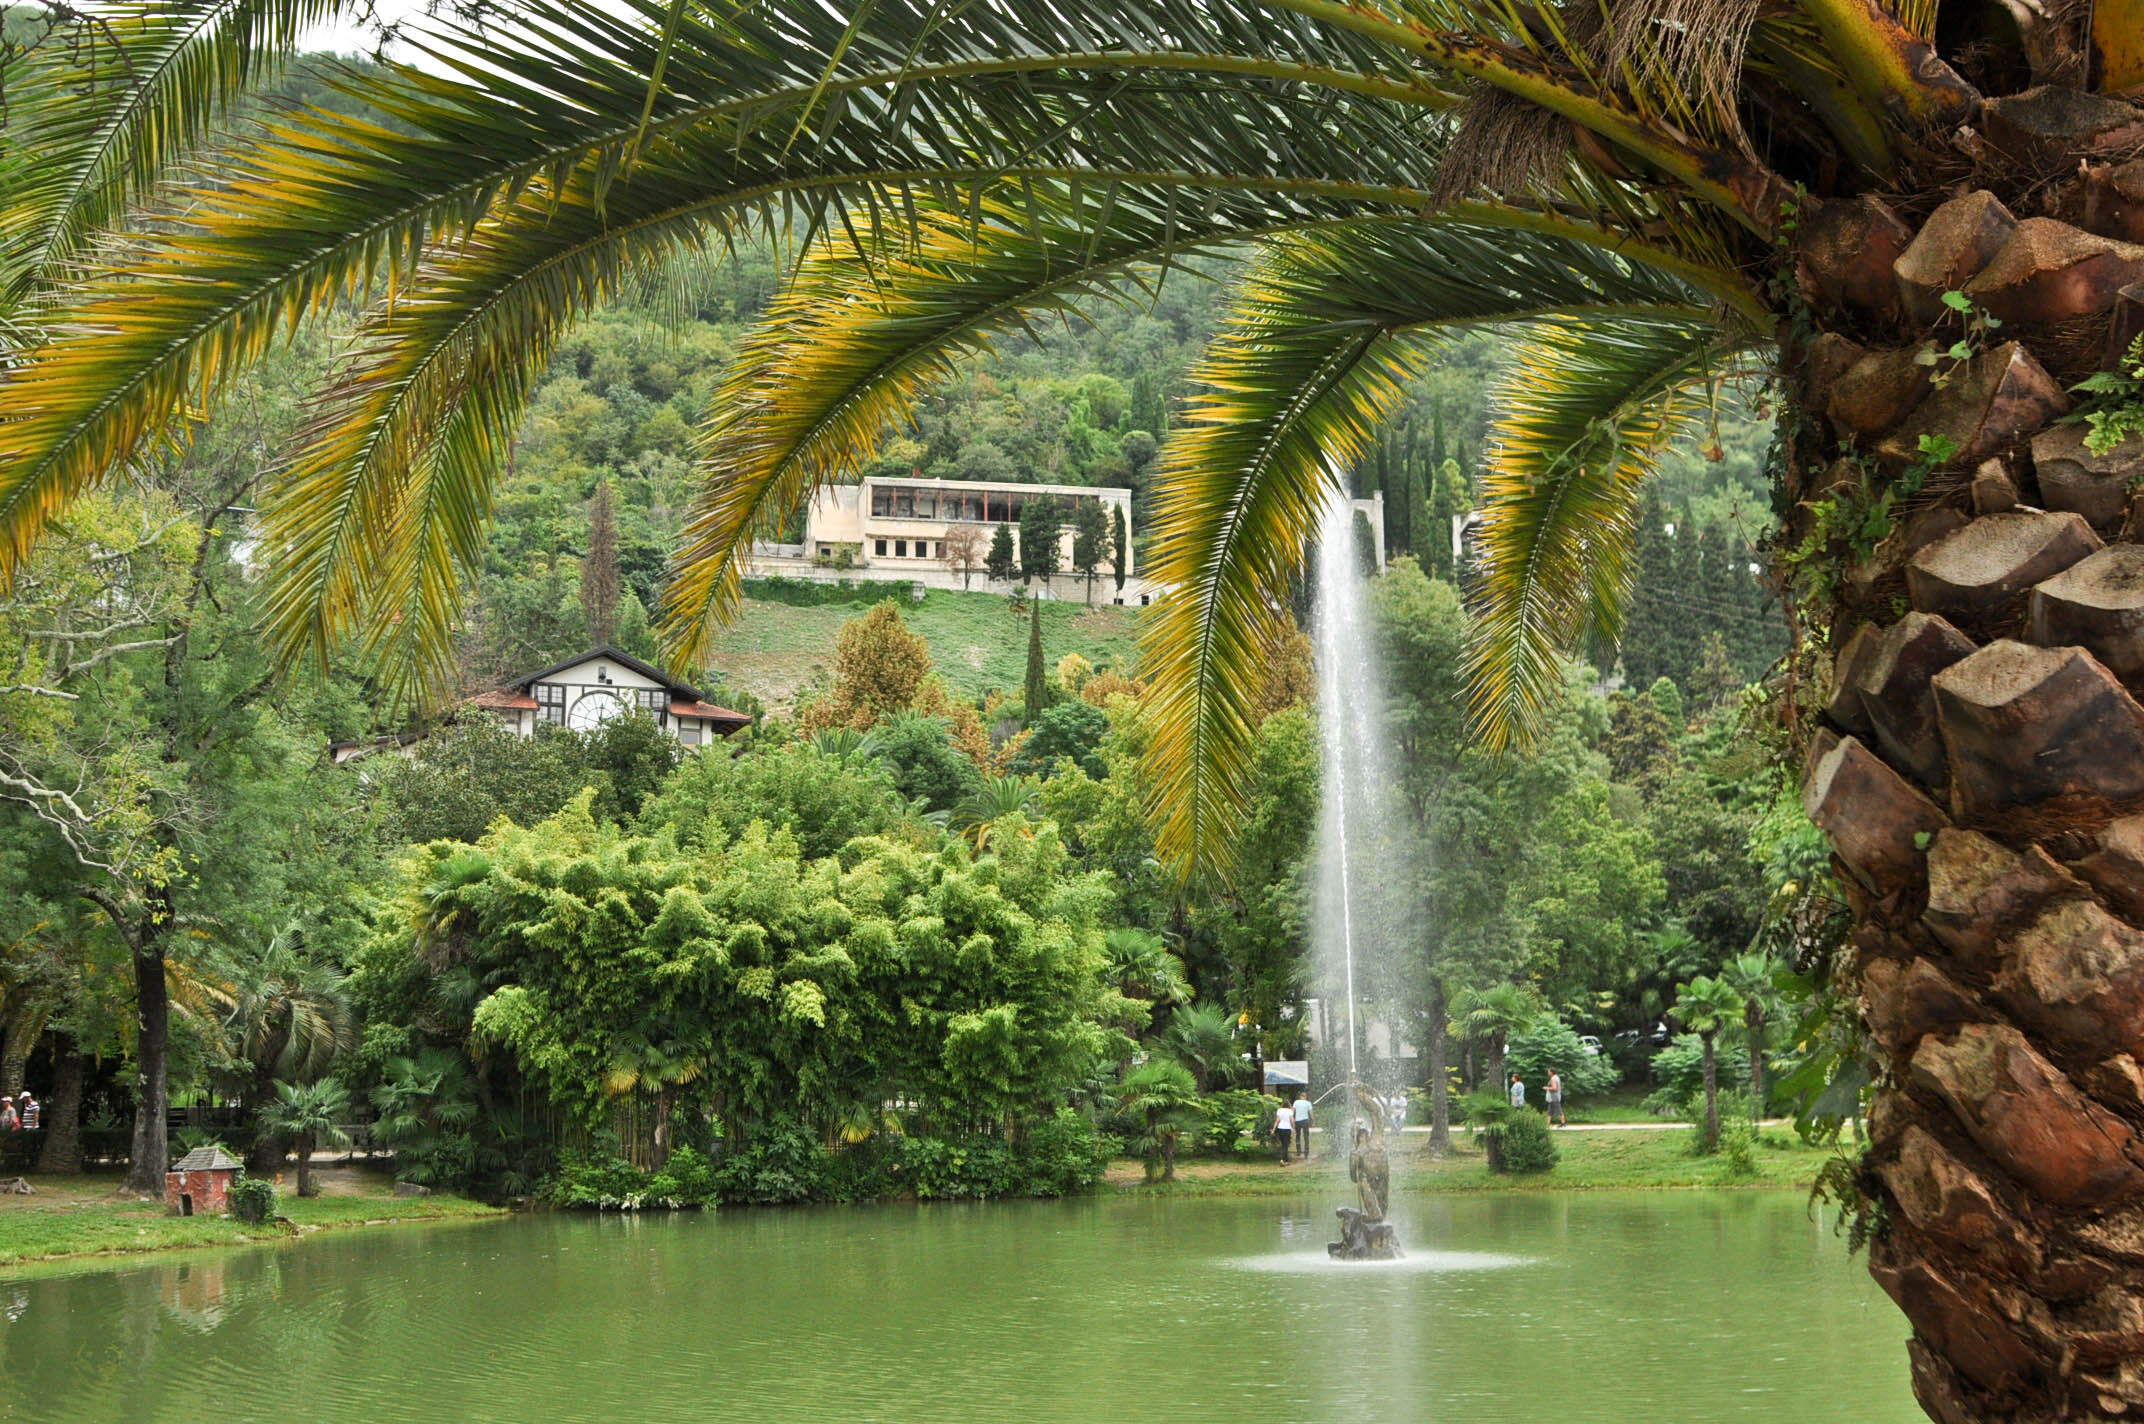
[{"xmin": 0, "ymin": 1190, "xmax": 1915, "ymax": 1423}]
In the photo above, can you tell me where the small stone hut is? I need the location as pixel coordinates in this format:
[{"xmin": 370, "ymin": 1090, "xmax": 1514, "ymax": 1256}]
[{"xmin": 165, "ymin": 1146, "xmax": 242, "ymax": 1216}]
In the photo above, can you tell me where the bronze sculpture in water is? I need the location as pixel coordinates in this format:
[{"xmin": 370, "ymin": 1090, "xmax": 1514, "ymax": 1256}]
[{"xmin": 1329, "ymin": 1119, "xmax": 1401, "ymax": 1259}]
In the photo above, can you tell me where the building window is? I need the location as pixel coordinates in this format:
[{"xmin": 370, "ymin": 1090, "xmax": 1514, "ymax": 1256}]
[
  {"xmin": 871, "ymin": 489, "xmax": 891, "ymax": 517},
  {"xmin": 895, "ymin": 539, "xmax": 907, "ymax": 557},
  {"xmin": 917, "ymin": 492, "xmax": 936, "ymax": 518},
  {"xmin": 875, "ymin": 539, "xmax": 887, "ymax": 556},
  {"xmin": 895, "ymin": 491, "xmax": 914, "ymax": 517},
  {"xmin": 816, "ymin": 544, "xmax": 831, "ymax": 557},
  {"xmin": 679, "ymin": 724, "xmax": 701, "ymax": 747},
  {"xmin": 537, "ymin": 683, "xmax": 565, "ymax": 725},
  {"xmin": 919, "ymin": 541, "xmax": 932, "ymax": 559}
]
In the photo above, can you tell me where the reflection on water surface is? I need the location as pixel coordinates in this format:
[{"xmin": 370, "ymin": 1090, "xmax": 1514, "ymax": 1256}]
[{"xmin": 0, "ymin": 1190, "xmax": 1914, "ymax": 1424}]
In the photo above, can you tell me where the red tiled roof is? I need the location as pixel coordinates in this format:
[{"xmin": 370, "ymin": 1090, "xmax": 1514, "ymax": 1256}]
[
  {"xmin": 469, "ymin": 689, "xmax": 539, "ymax": 711},
  {"xmin": 670, "ymin": 699, "xmax": 751, "ymax": 728}
]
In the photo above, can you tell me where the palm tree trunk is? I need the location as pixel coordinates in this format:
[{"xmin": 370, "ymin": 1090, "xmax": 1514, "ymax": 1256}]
[
  {"xmin": 1791, "ymin": 163, "xmax": 2144, "ymax": 1418},
  {"xmin": 36, "ymin": 1043, "xmax": 84, "ymax": 1174},
  {"xmin": 296, "ymin": 1137, "xmax": 314, "ymax": 1198},
  {"xmin": 1747, "ymin": 1006, "xmax": 1765, "ymax": 1118},
  {"xmin": 1489, "ymin": 1035, "xmax": 1506, "ymax": 1098},
  {"xmin": 1700, "ymin": 1031, "xmax": 1719, "ymax": 1153}
]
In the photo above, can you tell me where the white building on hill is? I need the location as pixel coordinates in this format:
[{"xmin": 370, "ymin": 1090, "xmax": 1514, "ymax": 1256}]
[{"xmin": 748, "ymin": 476, "xmax": 1382, "ymax": 602}]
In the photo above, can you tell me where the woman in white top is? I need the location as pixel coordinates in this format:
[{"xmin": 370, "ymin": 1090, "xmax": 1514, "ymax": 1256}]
[{"xmin": 1273, "ymin": 1102, "xmax": 1295, "ymax": 1162}]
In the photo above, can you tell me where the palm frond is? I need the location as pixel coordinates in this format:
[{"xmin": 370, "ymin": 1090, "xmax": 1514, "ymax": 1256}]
[
  {"xmin": 0, "ymin": 0, "xmax": 350, "ymax": 317},
  {"xmin": 1143, "ymin": 222, "xmax": 1722, "ymax": 879},
  {"xmin": 1463, "ymin": 315, "xmax": 1761, "ymax": 753}
]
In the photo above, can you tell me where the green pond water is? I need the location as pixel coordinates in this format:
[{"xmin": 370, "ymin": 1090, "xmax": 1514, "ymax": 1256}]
[{"xmin": 0, "ymin": 1190, "xmax": 1916, "ymax": 1423}]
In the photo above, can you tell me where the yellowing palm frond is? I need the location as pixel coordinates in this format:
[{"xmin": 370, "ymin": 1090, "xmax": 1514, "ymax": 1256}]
[{"xmin": 1463, "ymin": 315, "xmax": 1762, "ymax": 753}]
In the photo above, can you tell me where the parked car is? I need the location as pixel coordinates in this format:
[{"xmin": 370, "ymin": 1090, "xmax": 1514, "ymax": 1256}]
[{"xmin": 1577, "ymin": 1035, "xmax": 1602, "ymax": 1057}]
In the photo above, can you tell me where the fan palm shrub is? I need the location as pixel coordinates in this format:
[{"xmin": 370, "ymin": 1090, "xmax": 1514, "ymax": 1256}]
[
  {"xmin": 1673, "ymin": 975, "xmax": 1747, "ymax": 1155},
  {"xmin": 8, "ymin": 0, "xmax": 2144, "ymax": 1411},
  {"xmin": 260, "ymin": 1078, "xmax": 351, "ymax": 1198},
  {"xmin": 1117, "ymin": 1058, "xmax": 1203, "ymax": 1182}
]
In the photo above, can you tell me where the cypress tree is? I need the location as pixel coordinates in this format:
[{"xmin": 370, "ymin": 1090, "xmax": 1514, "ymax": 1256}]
[
  {"xmin": 1111, "ymin": 505, "xmax": 1128, "ymax": 591},
  {"xmin": 1024, "ymin": 600, "xmax": 1050, "ymax": 719},
  {"xmin": 1072, "ymin": 498, "xmax": 1108, "ymax": 605},
  {"xmin": 1415, "ymin": 456, "xmax": 1441, "ymax": 580},
  {"xmin": 1388, "ymin": 422, "xmax": 1414, "ymax": 557},
  {"xmin": 1018, "ymin": 496, "xmax": 1063, "ymax": 584},
  {"xmin": 580, "ymin": 478, "xmax": 621, "ymax": 645},
  {"xmin": 986, "ymin": 522, "xmax": 1017, "ymax": 582},
  {"xmin": 1620, "ymin": 491, "xmax": 1676, "ymax": 687}
]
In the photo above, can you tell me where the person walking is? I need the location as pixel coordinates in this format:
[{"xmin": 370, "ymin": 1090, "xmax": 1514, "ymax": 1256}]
[
  {"xmin": 18, "ymin": 1094, "xmax": 37, "ymax": 1131},
  {"xmin": 1273, "ymin": 1101, "xmax": 1295, "ymax": 1163},
  {"xmin": 1291, "ymin": 1091, "xmax": 1313, "ymax": 1158},
  {"xmin": 1545, "ymin": 1071, "xmax": 1564, "ymax": 1126},
  {"xmin": 1508, "ymin": 1072, "xmax": 1526, "ymax": 1111},
  {"xmin": 0, "ymin": 1099, "xmax": 17, "ymax": 1132}
]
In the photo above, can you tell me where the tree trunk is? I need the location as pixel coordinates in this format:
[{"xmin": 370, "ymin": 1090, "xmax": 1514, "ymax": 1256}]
[
  {"xmin": 1747, "ymin": 1006, "xmax": 1765, "ymax": 1118},
  {"xmin": 1488, "ymin": 1034, "xmax": 1507, "ymax": 1098},
  {"xmin": 1700, "ymin": 1031, "xmax": 1720, "ymax": 1154},
  {"xmin": 123, "ymin": 936, "xmax": 170, "ymax": 1194},
  {"xmin": 244, "ymin": 1020, "xmax": 290, "ymax": 1174},
  {"xmin": 296, "ymin": 1137, "xmax": 315, "ymax": 1198},
  {"xmin": 1789, "ymin": 159, "xmax": 2144, "ymax": 1418},
  {"xmin": 0, "ymin": 1005, "xmax": 45, "ymax": 1099},
  {"xmin": 35, "ymin": 1043, "xmax": 84, "ymax": 1174},
  {"xmin": 1427, "ymin": 984, "xmax": 1452, "ymax": 1155}
]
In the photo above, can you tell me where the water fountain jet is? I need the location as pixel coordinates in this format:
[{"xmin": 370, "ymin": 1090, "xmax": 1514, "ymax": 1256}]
[{"xmin": 1310, "ymin": 491, "xmax": 1407, "ymax": 1262}]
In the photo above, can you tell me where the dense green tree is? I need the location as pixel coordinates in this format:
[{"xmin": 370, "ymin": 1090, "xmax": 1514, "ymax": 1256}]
[
  {"xmin": 1018, "ymin": 496, "xmax": 1063, "ymax": 584},
  {"xmin": 639, "ymin": 739, "xmax": 911, "ymax": 861},
  {"xmin": 1011, "ymin": 701, "xmax": 1107, "ymax": 780},
  {"xmin": 986, "ymin": 523, "xmax": 1017, "ymax": 584},
  {"xmin": 1110, "ymin": 506, "xmax": 1128, "ymax": 592},
  {"xmin": 1071, "ymin": 499, "xmax": 1108, "ymax": 605},
  {"xmin": 866, "ymin": 712, "xmax": 982, "ymax": 814}
]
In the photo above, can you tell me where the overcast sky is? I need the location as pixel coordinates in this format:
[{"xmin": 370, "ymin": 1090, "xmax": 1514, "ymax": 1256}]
[{"xmin": 303, "ymin": 0, "xmax": 646, "ymax": 67}]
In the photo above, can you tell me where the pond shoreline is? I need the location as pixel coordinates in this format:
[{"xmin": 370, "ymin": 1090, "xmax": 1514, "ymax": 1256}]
[
  {"xmin": 0, "ymin": 1127, "xmax": 1835, "ymax": 1275},
  {"xmin": 0, "ymin": 1167, "xmax": 502, "ymax": 1275}
]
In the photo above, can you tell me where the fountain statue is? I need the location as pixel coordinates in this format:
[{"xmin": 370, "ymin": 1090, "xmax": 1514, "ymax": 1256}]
[{"xmin": 1329, "ymin": 1125, "xmax": 1401, "ymax": 1259}]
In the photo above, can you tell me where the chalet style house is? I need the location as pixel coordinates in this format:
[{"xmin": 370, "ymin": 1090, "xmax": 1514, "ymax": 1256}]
[{"xmin": 469, "ymin": 647, "xmax": 751, "ymax": 748}]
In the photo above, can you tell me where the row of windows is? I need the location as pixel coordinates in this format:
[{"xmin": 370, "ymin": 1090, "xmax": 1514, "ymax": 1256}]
[
  {"xmin": 533, "ymin": 682, "xmax": 666, "ymax": 726},
  {"xmin": 874, "ymin": 539, "xmax": 935, "ymax": 559},
  {"xmin": 868, "ymin": 485, "xmax": 1111, "ymax": 522}
]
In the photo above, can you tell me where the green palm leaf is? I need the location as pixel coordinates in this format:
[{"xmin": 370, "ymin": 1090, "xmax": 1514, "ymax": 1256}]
[
  {"xmin": 1142, "ymin": 223, "xmax": 1726, "ymax": 878},
  {"xmin": 0, "ymin": 0, "xmax": 350, "ymax": 317},
  {"xmin": 1462, "ymin": 316, "xmax": 1762, "ymax": 754}
]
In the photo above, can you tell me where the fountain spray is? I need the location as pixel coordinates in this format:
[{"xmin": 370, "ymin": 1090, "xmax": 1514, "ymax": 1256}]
[{"xmin": 1312, "ymin": 489, "xmax": 1404, "ymax": 1261}]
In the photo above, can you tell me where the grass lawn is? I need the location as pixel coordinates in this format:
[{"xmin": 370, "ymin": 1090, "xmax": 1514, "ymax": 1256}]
[
  {"xmin": 704, "ymin": 586, "xmax": 1142, "ymax": 711},
  {"xmin": 0, "ymin": 1166, "xmax": 500, "ymax": 1270},
  {"xmin": 1562, "ymin": 1085, "xmax": 1676, "ymax": 1125},
  {"xmin": 1105, "ymin": 1124, "xmax": 1839, "ymax": 1196}
]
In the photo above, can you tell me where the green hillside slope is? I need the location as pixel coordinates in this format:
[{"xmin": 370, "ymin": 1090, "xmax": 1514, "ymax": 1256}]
[{"xmin": 703, "ymin": 585, "xmax": 1143, "ymax": 712}]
